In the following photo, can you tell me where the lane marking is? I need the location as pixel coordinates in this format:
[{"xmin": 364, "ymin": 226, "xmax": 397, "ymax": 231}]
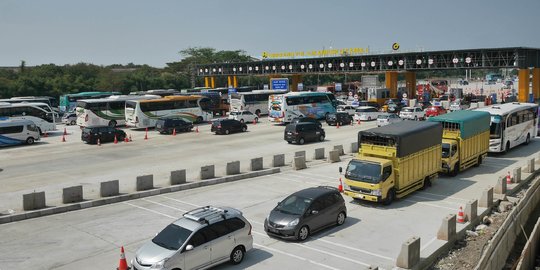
[
  {"xmin": 410, "ymin": 195, "xmax": 466, "ymax": 206},
  {"xmin": 419, "ymin": 192, "xmax": 469, "ymax": 201},
  {"xmin": 402, "ymin": 199, "xmax": 456, "ymax": 211},
  {"xmin": 142, "ymin": 198, "xmax": 189, "ymax": 212},
  {"xmin": 159, "ymin": 195, "xmax": 203, "ymax": 208},
  {"xmin": 122, "ymin": 202, "xmax": 176, "ymax": 219},
  {"xmin": 292, "ymin": 171, "xmax": 338, "ymax": 180},
  {"xmin": 253, "ymin": 243, "xmax": 340, "ymax": 270}
]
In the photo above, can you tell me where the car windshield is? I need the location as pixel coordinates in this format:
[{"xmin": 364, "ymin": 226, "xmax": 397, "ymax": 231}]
[
  {"xmin": 230, "ymin": 111, "xmax": 240, "ymax": 115},
  {"xmin": 276, "ymin": 195, "xmax": 312, "ymax": 215},
  {"xmin": 378, "ymin": 115, "xmax": 388, "ymax": 119},
  {"xmin": 345, "ymin": 160, "xmax": 381, "ymax": 184},
  {"xmin": 152, "ymin": 224, "xmax": 192, "ymax": 250},
  {"xmin": 442, "ymin": 143, "xmax": 451, "ymax": 158}
]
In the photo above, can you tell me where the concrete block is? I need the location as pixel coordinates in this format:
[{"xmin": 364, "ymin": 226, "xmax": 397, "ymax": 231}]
[
  {"xmin": 465, "ymin": 199, "xmax": 478, "ymax": 223},
  {"xmin": 100, "ymin": 180, "xmax": 119, "ymax": 197},
  {"xmin": 292, "ymin": 156, "xmax": 307, "ymax": 170},
  {"xmin": 11, "ymin": 214, "xmax": 27, "ymax": 222},
  {"xmin": 25, "ymin": 211, "xmax": 41, "ymax": 219},
  {"xmin": 494, "ymin": 175, "xmax": 507, "ymax": 194},
  {"xmin": 80, "ymin": 201, "xmax": 93, "ymax": 209},
  {"xmin": 479, "ymin": 187, "xmax": 494, "ymax": 208},
  {"xmin": 62, "ymin": 185, "xmax": 83, "ymax": 204},
  {"xmin": 22, "ymin": 191, "xmax": 46, "ymax": 211},
  {"xmin": 437, "ymin": 214, "xmax": 456, "ymax": 241},
  {"xmin": 350, "ymin": 142, "xmax": 359, "ymax": 154},
  {"xmin": 527, "ymin": 158, "xmax": 535, "ymax": 173},
  {"xmin": 295, "ymin": 151, "xmax": 306, "ymax": 158},
  {"xmin": 250, "ymin": 157, "xmax": 263, "ymax": 171},
  {"xmin": 170, "ymin": 170, "xmax": 186, "ymax": 185},
  {"xmin": 327, "ymin": 150, "xmax": 341, "ymax": 163},
  {"xmin": 513, "ymin": 167, "xmax": 521, "ymax": 183},
  {"xmin": 272, "ymin": 154, "xmax": 285, "ymax": 167},
  {"xmin": 395, "ymin": 236, "xmax": 420, "ymax": 269},
  {"xmin": 200, "ymin": 165, "xmax": 215, "ymax": 180},
  {"xmin": 0, "ymin": 215, "xmax": 12, "ymax": 224},
  {"xmin": 333, "ymin": 145, "xmax": 344, "ymax": 155},
  {"xmin": 313, "ymin": 148, "xmax": 325, "ymax": 160},
  {"xmin": 226, "ymin": 161, "xmax": 240, "ymax": 175},
  {"xmin": 136, "ymin": 175, "xmax": 154, "ymax": 191}
]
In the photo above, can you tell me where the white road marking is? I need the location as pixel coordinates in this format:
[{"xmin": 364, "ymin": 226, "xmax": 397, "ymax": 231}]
[
  {"xmin": 402, "ymin": 199, "xmax": 457, "ymax": 211},
  {"xmin": 253, "ymin": 243, "xmax": 341, "ymax": 270},
  {"xmin": 122, "ymin": 202, "xmax": 176, "ymax": 219},
  {"xmin": 142, "ymin": 198, "xmax": 189, "ymax": 212},
  {"xmin": 419, "ymin": 192, "xmax": 470, "ymax": 201},
  {"xmin": 159, "ymin": 195, "xmax": 203, "ymax": 207}
]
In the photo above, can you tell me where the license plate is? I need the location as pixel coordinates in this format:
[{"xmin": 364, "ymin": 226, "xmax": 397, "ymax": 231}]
[{"xmin": 356, "ymin": 194, "xmax": 364, "ymax": 199}]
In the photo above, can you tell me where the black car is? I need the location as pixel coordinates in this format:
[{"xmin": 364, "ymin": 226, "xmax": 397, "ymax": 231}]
[
  {"xmin": 264, "ymin": 186, "xmax": 347, "ymax": 241},
  {"xmin": 155, "ymin": 117, "xmax": 193, "ymax": 134},
  {"xmin": 211, "ymin": 119, "xmax": 247, "ymax": 135},
  {"xmin": 326, "ymin": 112, "xmax": 352, "ymax": 126},
  {"xmin": 284, "ymin": 122, "xmax": 325, "ymax": 145},
  {"xmin": 290, "ymin": 117, "xmax": 322, "ymax": 128},
  {"xmin": 81, "ymin": 126, "xmax": 126, "ymax": 144}
]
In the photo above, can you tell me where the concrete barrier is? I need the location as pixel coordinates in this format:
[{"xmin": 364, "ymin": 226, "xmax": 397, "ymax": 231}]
[
  {"xmin": 226, "ymin": 161, "xmax": 240, "ymax": 175},
  {"xmin": 494, "ymin": 175, "xmax": 507, "ymax": 194},
  {"xmin": 437, "ymin": 214, "xmax": 456, "ymax": 241},
  {"xmin": 62, "ymin": 185, "xmax": 83, "ymax": 204},
  {"xmin": 465, "ymin": 199, "xmax": 478, "ymax": 223},
  {"xmin": 516, "ymin": 218, "xmax": 540, "ymax": 270},
  {"xmin": 513, "ymin": 167, "xmax": 521, "ymax": 183},
  {"xmin": 479, "ymin": 187, "xmax": 493, "ymax": 208},
  {"xmin": 100, "ymin": 180, "xmax": 119, "ymax": 197},
  {"xmin": 23, "ymin": 191, "xmax": 46, "ymax": 211},
  {"xmin": 170, "ymin": 170, "xmax": 186, "ymax": 185},
  {"xmin": 295, "ymin": 151, "xmax": 306, "ymax": 158},
  {"xmin": 328, "ymin": 150, "xmax": 340, "ymax": 163},
  {"xmin": 136, "ymin": 175, "xmax": 154, "ymax": 191},
  {"xmin": 350, "ymin": 142, "xmax": 358, "ymax": 154},
  {"xmin": 313, "ymin": 148, "xmax": 325, "ymax": 160},
  {"xmin": 395, "ymin": 236, "xmax": 420, "ymax": 269},
  {"xmin": 200, "ymin": 165, "xmax": 215, "ymax": 180},
  {"xmin": 292, "ymin": 156, "xmax": 307, "ymax": 170},
  {"xmin": 272, "ymin": 154, "xmax": 285, "ymax": 167},
  {"xmin": 526, "ymin": 158, "xmax": 535, "ymax": 173},
  {"xmin": 251, "ymin": 157, "xmax": 263, "ymax": 171},
  {"xmin": 333, "ymin": 145, "xmax": 344, "ymax": 155}
]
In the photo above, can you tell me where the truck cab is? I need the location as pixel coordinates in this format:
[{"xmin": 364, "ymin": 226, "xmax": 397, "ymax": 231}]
[
  {"xmin": 341, "ymin": 157, "xmax": 394, "ymax": 204},
  {"xmin": 441, "ymin": 137, "xmax": 459, "ymax": 175}
]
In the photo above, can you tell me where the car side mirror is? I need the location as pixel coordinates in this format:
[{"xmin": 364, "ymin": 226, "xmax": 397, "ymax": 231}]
[{"xmin": 185, "ymin": 245, "xmax": 194, "ymax": 251}]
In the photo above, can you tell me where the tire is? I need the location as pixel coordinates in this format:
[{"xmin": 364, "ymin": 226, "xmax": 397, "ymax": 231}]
[
  {"xmin": 414, "ymin": 116, "xmax": 418, "ymax": 121},
  {"xmin": 287, "ymin": 141, "xmax": 292, "ymax": 144},
  {"xmin": 368, "ymin": 117, "xmax": 371, "ymax": 121},
  {"xmin": 230, "ymin": 246, "xmax": 245, "ymax": 265},
  {"xmin": 255, "ymin": 110, "xmax": 261, "ymax": 117},
  {"xmin": 70, "ymin": 120, "xmax": 76, "ymax": 125},
  {"xmin": 26, "ymin": 137, "xmax": 35, "ymax": 145},
  {"xmin": 383, "ymin": 189, "xmax": 395, "ymax": 205},
  {"xmin": 336, "ymin": 211, "xmax": 346, "ymax": 226},
  {"xmin": 297, "ymin": 226, "xmax": 310, "ymax": 241},
  {"xmin": 474, "ymin": 155, "xmax": 482, "ymax": 167},
  {"xmin": 319, "ymin": 134, "xmax": 325, "ymax": 141},
  {"xmin": 241, "ymin": 126, "xmax": 247, "ymax": 132},
  {"xmin": 422, "ymin": 177, "xmax": 432, "ymax": 190},
  {"xmin": 451, "ymin": 163, "xmax": 459, "ymax": 177},
  {"xmin": 298, "ymin": 137, "xmax": 305, "ymax": 145},
  {"xmin": 255, "ymin": 117, "xmax": 259, "ymax": 123},
  {"xmin": 225, "ymin": 129, "xmax": 230, "ymax": 135},
  {"xmin": 196, "ymin": 116, "xmax": 203, "ymax": 124},
  {"xmin": 240, "ymin": 119, "xmax": 244, "ymax": 123},
  {"xmin": 525, "ymin": 133, "xmax": 531, "ymax": 145},
  {"xmin": 108, "ymin": 120, "xmax": 117, "ymax": 127},
  {"xmin": 505, "ymin": 141, "xmax": 510, "ymax": 154}
]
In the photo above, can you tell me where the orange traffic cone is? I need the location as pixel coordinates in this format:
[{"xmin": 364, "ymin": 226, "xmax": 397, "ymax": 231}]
[
  {"xmin": 61, "ymin": 134, "xmax": 66, "ymax": 142},
  {"xmin": 457, "ymin": 206, "xmax": 465, "ymax": 223},
  {"xmin": 43, "ymin": 131, "xmax": 48, "ymax": 137},
  {"xmin": 506, "ymin": 171, "xmax": 512, "ymax": 184},
  {"xmin": 124, "ymin": 136, "xmax": 129, "ymax": 143},
  {"xmin": 97, "ymin": 138, "xmax": 101, "ymax": 146},
  {"xmin": 195, "ymin": 126, "xmax": 199, "ymax": 133},
  {"xmin": 338, "ymin": 178, "xmax": 343, "ymax": 193},
  {"xmin": 144, "ymin": 128, "xmax": 148, "ymax": 140},
  {"xmin": 114, "ymin": 135, "xmax": 118, "ymax": 144},
  {"xmin": 116, "ymin": 246, "xmax": 131, "ymax": 270},
  {"xmin": 252, "ymin": 119, "xmax": 256, "ymax": 125},
  {"xmin": 63, "ymin": 128, "xmax": 67, "ymax": 136},
  {"xmin": 336, "ymin": 122, "xmax": 340, "ymax": 129},
  {"xmin": 172, "ymin": 128, "xmax": 176, "ymax": 136},
  {"xmin": 357, "ymin": 119, "xmax": 361, "ymax": 125}
]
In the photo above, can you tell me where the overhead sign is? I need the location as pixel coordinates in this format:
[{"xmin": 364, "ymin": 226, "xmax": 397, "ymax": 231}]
[
  {"xmin": 335, "ymin": 83, "xmax": 342, "ymax": 92},
  {"xmin": 362, "ymin": 75, "xmax": 379, "ymax": 88},
  {"xmin": 262, "ymin": 47, "xmax": 369, "ymax": 59},
  {"xmin": 271, "ymin": 78, "xmax": 289, "ymax": 90},
  {"xmin": 392, "ymin": 43, "xmax": 400, "ymax": 51},
  {"xmin": 228, "ymin": 88, "xmax": 237, "ymax": 94}
]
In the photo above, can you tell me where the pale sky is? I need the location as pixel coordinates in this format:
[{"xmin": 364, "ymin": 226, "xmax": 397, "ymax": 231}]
[{"xmin": 1, "ymin": 0, "xmax": 539, "ymax": 67}]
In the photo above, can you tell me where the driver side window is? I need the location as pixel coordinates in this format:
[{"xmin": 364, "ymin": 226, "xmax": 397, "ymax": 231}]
[
  {"xmin": 382, "ymin": 166, "xmax": 392, "ymax": 180},
  {"xmin": 451, "ymin": 145, "xmax": 458, "ymax": 156}
]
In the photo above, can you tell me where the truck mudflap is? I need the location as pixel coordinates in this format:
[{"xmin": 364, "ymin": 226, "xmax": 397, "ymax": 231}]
[{"xmin": 343, "ymin": 190, "xmax": 381, "ymax": 202}]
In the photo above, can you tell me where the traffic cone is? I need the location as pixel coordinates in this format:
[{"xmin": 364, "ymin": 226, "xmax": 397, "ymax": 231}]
[
  {"xmin": 116, "ymin": 246, "xmax": 131, "ymax": 270},
  {"xmin": 252, "ymin": 119, "xmax": 256, "ymax": 125},
  {"xmin": 357, "ymin": 119, "xmax": 361, "ymax": 125},
  {"xmin": 172, "ymin": 128, "xmax": 176, "ymax": 136},
  {"xmin": 336, "ymin": 122, "xmax": 340, "ymax": 129},
  {"xmin": 144, "ymin": 128, "xmax": 148, "ymax": 140},
  {"xmin": 114, "ymin": 135, "xmax": 118, "ymax": 144},
  {"xmin": 61, "ymin": 134, "xmax": 66, "ymax": 142},
  {"xmin": 43, "ymin": 131, "xmax": 48, "ymax": 137},
  {"xmin": 63, "ymin": 128, "xmax": 67, "ymax": 136},
  {"xmin": 195, "ymin": 126, "xmax": 199, "ymax": 133},
  {"xmin": 338, "ymin": 178, "xmax": 343, "ymax": 193},
  {"xmin": 97, "ymin": 138, "xmax": 101, "ymax": 146},
  {"xmin": 129, "ymin": 134, "xmax": 133, "ymax": 142},
  {"xmin": 457, "ymin": 206, "xmax": 465, "ymax": 223},
  {"xmin": 124, "ymin": 136, "xmax": 129, "ymax": 143},
  {"xmin": 506, "ymin": 171, "xmax": 512, "ymax": 184}
]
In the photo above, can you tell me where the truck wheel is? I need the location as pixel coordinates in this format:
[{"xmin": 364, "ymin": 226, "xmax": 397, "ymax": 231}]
[
  {"xmin": 474, "ymin": 155, "xmax": 482, "ymax": 167},
  {"xmin": 108, "ymin": 120, "xmax": 117, "ymax": 127},
  {"xmin": 382, "ymin": 189, "xmax": 395, "ymax": 205},
  {"xmin": 421, "ymin": 177, "xmax": 432, "ymax": 190},
  {"xmin": 525, "ymin": 133, "xmax": 530, "ymax": 145},
  {"xmin": 451, "ymin": 164, "xmax": 459, "ymax": 177},
  {"xmin": 26, "ymin": 137, "xmax": 35, "ymax": 145}
]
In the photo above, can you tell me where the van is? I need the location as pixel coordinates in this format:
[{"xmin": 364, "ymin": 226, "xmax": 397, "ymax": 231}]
[
  {"xmin": 284, "ymin": 122, "xmax": 325, "ymax": 145},
  {"xmin": 0, "ymin": 119, "xmax": 40, "ymax": 146}
]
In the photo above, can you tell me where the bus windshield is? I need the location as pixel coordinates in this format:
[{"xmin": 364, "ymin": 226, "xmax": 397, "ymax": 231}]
[{"xmin": 490, "ymin": 115, "xmax": 502, "ymax": 139}]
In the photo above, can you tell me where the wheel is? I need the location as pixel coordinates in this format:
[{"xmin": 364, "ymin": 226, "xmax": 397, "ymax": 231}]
[
  {"xmin": 474, "ymin": 155, "xmax": 482, "ymax": 167},
  {"xmin": 297, "ymin": 226, "xmax": 309, "ymax": 241},
  {"xmin": 383, "ymin": 189, "xmax": 395, "ymax": 205},
  {"xmin": 368, "ymin": 117, "xmax": 372, "ymax": 121},
  {"xmin": 298, "ymin": 137, "xmax": 305, "ymax": 145},
  {"xmin": 230, "ymin": 246, "xmax": 245, "ymax": 265},
  {"xmin": 255, "ymin": 109, "xmax": 261, "ymax": 117},
  {"xmin": 319, "ymin": 134, "xmax": 325, "ymax": 141},
  {"xmin": 414, "ymin": 116, "xmax": 418, "ymax": 121},
  {"xmin": 287, "ymin": 141, "xmax": 292, "ymax": 144},
  {"xmin": 108, "ymin": 120, "xmax": 117, "ymax": 127},
  {"xmin": 241, "ymin": 126, "xmax": 247, "ymax": 132},
  {"xmin": 70, "ymin": 120, "xmax": 76, "ymax": 125},
  {"xmin": 26, "ymin": 137, "xmax": 35, "ymax": 145},
  {"xmin": 505, "ymin": 141, "xmax": 511, "ymax": 154},
  {"xmin": 240, "ymin": 119, "xmax": 244, "ymax": 123},
  {"xmin": 451, "ymin": 163, "xmax": 459, "ymax": 177},
  {"xmin": 225, "ymin": 129, "xmax": 230, "ymax": 135},
  {"xmin": 255, "ymin": 117, "xmax": 259, "ymax": 123},
  {"xmin": 525, "ymin": 133, "xmax": 530, "ymax": 145},
  {"xmin": 336, "ymin": 212, "xmax": 346, "ymax": 226},
  {"xmin": 422, "ymin": 177, "xmax": 432, "ymax": 190}
]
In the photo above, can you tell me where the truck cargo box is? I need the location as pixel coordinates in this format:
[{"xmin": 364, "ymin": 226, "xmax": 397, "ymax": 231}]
[
  {"xmin": 428, "ymin": 110, "xmax": 490, "ymax": 139},
  {"xmin": 358, "ymin": 121, "xmax": 442, "ymax": 158}
]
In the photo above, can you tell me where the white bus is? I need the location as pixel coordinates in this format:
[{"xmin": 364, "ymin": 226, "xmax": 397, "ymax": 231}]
[
  {"xmin": 0, "ymin": 102, "xmax": 56, "ymax": 133},
  {"xmin": 268, "ymin": 92, "xmax": 337, "ymax": 123},
  {"xmin": 125, "ymin": 95, "xmax": 213, "ymax": 129},
  {"xmin": 229, "ymin": 90, "xmax": 288, "ymax": 116},
  {"xmin": 0, "ymin": 119, "xmax": 40, "ymax": 146},
  {"xmin": 76, "ymin": 95, "xmax": 160, "ymax": 127},
  {"xmin": 476, "ymin": 102, "xmax": 538, "ymax": 153}
]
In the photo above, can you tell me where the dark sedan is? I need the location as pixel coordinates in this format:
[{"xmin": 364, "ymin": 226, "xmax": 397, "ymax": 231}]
[{"xmin": 210, "ymin": 119, "xmax": 247, "ymax": 135}]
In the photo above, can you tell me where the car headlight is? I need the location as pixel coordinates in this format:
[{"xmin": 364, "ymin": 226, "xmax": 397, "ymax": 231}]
[
  {"xmin": 288, "ymin": 218, "xmax": 299, "ymax": 227},
  {"xmin": 371, "ymin": 189, "xmax": 382, "ymax": 196},
  {"xmin": 150, "ymin": 260, "xmax": 165, "ymax": 269}
]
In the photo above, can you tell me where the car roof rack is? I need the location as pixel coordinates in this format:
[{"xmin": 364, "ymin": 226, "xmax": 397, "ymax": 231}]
[{"xmin": 183, "ymin": 206, "xmax": 229, "ymax": 225}]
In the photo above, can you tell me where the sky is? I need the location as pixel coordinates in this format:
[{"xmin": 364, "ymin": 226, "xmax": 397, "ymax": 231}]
[{"xmin": 1, "ymin": 0, "xmax": 539, "ymax": 68}]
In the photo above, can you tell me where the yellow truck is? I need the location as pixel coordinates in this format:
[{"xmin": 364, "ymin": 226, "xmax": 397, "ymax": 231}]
[
  {"xmin": 340, "ymin": 121, "xmax": 442, "ymax": 205},
  {"xmin": 428, "ymin": 110, "xmax": 490, "ymax": 176}
]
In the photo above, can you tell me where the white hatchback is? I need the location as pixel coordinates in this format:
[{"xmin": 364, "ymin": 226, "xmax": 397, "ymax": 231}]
[
  {"xmin": 337, "ymin": 105, "xmax": 357, "ymax": 116},
  {"xmin": 353, "ymin": 106, "xmax": 384, "ymax": 121},
  {"xmin": 229, "ymin": 110, "xmax": 258, "ymax": 123},
  {"xmin": 399, "ymin": 107, "xmax": 426, "ymax": 120},
  {"xmin": 377, "ymin": 113, "xmax": 403, "ymax": 127}
]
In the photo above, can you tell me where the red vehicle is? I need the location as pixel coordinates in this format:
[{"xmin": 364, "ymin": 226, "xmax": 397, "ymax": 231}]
[{"xmin": 425, "ymin": 106, "xmax": 447, "ymax": 117}]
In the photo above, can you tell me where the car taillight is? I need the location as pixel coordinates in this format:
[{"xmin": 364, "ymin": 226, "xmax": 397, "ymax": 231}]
[{"xmin": 84, "ymin": 114, "xmax": 88, "ymax": 122}]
